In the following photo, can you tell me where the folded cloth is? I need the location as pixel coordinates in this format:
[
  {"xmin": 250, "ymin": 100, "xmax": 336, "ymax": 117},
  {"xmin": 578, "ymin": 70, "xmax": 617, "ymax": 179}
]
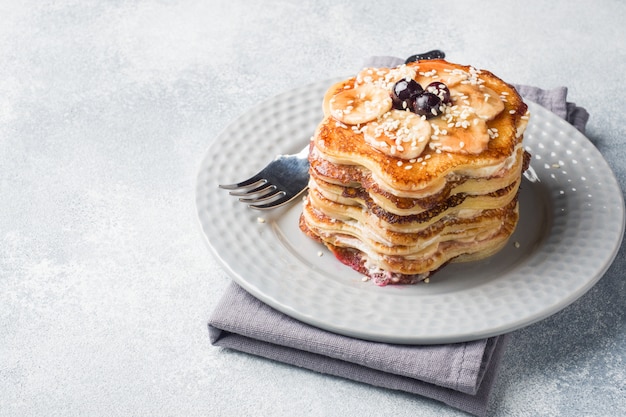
[
  {"xmin": 513, "ymin": 85, "xmax": 589, "ymax": 133},
  {"xmin": 208, "ymin": 56, "xmax": 589, "ymax": 417},
  {"xmin": 210, "ymin": 282, "xmax": 506, "ymax": 416}
]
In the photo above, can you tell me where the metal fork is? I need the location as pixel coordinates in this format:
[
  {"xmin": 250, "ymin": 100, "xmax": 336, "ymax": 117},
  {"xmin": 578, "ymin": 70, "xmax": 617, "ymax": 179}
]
[{"xmin": 218, "ymin": 144, "xmax": 310, "ymax": 210}]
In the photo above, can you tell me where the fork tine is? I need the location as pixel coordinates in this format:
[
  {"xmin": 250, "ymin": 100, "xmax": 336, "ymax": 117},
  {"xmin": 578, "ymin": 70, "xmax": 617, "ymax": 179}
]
[
  {"xmin": 238, "ymin": 189, "xmax": 285, "ymax": 204},
  {"xmin": 228, "ymin": 182, "xmax": 274, "ymax": 197},
  {"xmin": 218, "ymin": 174, "xmax": 264, "ymax": 190},
  {"xmin": 219, "ymin": 143, "xmax": 310, "ymax": 210},
  {"xmin": 248, "ymin": 190, "xmax": 302, "ymax": 210}
]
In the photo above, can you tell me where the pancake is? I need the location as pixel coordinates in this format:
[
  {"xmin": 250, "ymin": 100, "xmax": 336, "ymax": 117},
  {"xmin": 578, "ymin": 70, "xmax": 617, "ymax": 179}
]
[{"xmin": 299, "ymin": 59, "xmax": 530, "ymax": 285}]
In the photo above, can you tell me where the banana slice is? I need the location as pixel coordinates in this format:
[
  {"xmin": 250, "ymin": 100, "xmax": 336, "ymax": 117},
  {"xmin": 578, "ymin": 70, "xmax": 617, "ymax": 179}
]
[
  {"xmin": 329, "ymin": 84, "xmax": 392, "ymax": 125},
  {"xmin": 363, "ymin": 110, "xmax": 432, "ymax": 159},
  {"xmin": 435, "ymin": 71, "xmax": 468, "ymax": 88},
  {"xmin": 430, "ymin": 116, "xmax": 490, "ymax": 154},
  {"xmin": 356, "ymin": 64, "xmax": 417, "ymax": 91},
  {"xmin": 451, "ymin": 84, "xmax": 504, "ymax": 121},
  {"xmin": 355, "ymin": 67, "xmax": 391, "ymax": 86}
]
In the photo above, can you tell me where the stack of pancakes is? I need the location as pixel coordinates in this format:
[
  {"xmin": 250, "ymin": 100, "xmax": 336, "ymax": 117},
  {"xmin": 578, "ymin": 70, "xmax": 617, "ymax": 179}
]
[{"xmin": 299, "ymin": 59, "xmax": 530, "ymax": 285}]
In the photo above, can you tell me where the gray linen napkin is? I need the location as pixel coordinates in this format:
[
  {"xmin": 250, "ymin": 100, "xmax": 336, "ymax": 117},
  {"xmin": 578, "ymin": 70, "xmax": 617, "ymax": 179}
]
[
  {"xmin": 208, "ymin": 56, "xmax": 589, "ymax": 417},
  {"xmin": 210, "ymin": 282, "xmax": 506, "ymax": 416}
]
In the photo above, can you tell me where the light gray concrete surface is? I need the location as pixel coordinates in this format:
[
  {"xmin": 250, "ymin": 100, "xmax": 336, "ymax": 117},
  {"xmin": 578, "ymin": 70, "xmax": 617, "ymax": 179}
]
[{"xmin": 1, "ymin": 1, "xmax": 624, "ymax": 416}]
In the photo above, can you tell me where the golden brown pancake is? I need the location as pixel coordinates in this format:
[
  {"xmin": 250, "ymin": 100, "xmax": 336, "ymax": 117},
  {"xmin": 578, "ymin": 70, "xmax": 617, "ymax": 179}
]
[{"xmin": 300, "ymin": 59, "xmax": 530, "ymax": 285}]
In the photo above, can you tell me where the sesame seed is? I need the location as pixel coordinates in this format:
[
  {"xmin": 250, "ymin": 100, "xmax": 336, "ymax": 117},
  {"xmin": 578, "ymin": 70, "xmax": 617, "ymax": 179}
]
[
  {"xmin": 397, "ymin": 160, "xmax": 403, "ymax": 166},
  {"xmin": 509, "ymin": 110, "xmax": 516, "ymax": 114},
  {"xmin": 404, "ymin": 165, "xmax": 413, "ymax": 170},
  {"xmin": 257, "ymin": 217, "xmax": 266, "ymax": 223}
]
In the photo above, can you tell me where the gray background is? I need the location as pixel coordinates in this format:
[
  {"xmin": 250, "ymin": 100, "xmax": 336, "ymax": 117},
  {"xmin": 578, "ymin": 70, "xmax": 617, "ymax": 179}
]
[{"xmin": 1, "ymin": 1, "xmax": 624, "ymax": 416}]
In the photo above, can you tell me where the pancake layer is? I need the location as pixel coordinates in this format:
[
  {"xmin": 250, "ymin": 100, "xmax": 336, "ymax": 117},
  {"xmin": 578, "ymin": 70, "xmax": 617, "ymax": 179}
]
[{"xmin": 300, "ymin": 59, "xmax": 530, "ymax": 285}]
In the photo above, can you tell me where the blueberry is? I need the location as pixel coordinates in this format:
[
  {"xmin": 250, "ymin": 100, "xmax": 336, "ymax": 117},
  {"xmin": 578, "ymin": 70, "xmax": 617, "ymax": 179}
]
[
  {"xmin": 413, "ymin": 92, "xmax": 442, "ymax": 118},
  {"xmin": 425, "ymin": 82, "xmax": 451, "ymax": 104},
  {"xmin": 391, "ymin": 79, "xmax": 423, "ymax": 110}
]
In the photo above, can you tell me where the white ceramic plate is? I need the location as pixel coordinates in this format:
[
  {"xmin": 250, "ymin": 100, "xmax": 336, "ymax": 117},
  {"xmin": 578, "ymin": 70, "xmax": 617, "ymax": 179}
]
[{"xmin": 196, "ymin": 79, "xmax": 625, "ymax": 344}]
